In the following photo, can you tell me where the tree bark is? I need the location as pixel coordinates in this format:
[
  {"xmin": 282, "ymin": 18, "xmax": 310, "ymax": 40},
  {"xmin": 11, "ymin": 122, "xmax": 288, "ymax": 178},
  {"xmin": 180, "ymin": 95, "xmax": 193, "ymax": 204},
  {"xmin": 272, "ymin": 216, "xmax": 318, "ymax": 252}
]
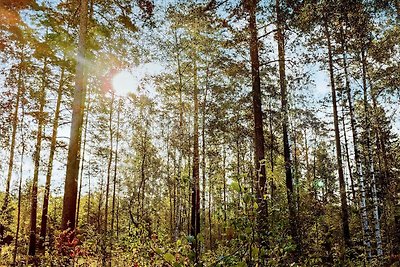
[
  {"xmin": 174, "ymin": 28, "xmax": 184, "ymax": 240},
  {"xmin": 2, "ymin": 51, "xmax": 24, "ymax": 213},
  {"xmin": 361, "ymin": 50, "xmax": 383, "ymax": 257},
  {"xmin": 76, "ymin": 85, "xmax": 91, "ymax": 228},
  {"xmin": 28, "ymin": 57, "xmax": 48, "ymax": 256},
  {"xmin": 105, "ymin": 92, "xmax": 114, "ymax": 234},
  {"xmin": 276, "ymin": 0, "xmax": 300, "ymax": 257},
  {"xmin": 39, "ymin": 65, "xmax": 65, "ymax": 250},
  {"xmin": 201, "ymin": 65, "xmax": 209, "ymax": 230},
  {"xmin": 111, "ymin": 99, "xmax": 121, "ymax": 235},
  {"xmin": 340, "ymin": 22, "xmax": 372, "ymax": 258},
  {"xmin": 324, "ymin": 20, "xmax": 351, "ymax": 249},
  {"xmin": 190, "ymin": 61, "xmax": 200, "ymax": 262},
  {"xmin": 247, "ymin": 0, "xmax": 268, "ymax": 251},
  {"xmin": 61, "ymin": 0, "xmax": 89, "ymax": 231},
  {"xmin": 13, "ymin": 105, "xmax": 25, "ymax": 266}
]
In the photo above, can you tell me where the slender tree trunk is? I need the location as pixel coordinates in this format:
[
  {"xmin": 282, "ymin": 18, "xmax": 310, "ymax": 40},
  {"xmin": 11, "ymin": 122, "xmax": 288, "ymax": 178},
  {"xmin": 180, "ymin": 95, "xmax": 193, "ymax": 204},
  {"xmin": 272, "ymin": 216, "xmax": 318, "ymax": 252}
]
[
  {"xmin": 174, "ymin": 28, "xmax": 184, "ymax": 240},
  {"xmin": 201, "ymin": 66, "xmax": 208, "ymax": 229},
  {"xmin": 61, "ymin": 0, "xmax": 89, "ymax": 231},
  {"xmin": 139, "ymin": 127, "xmax": 148, "ymax": 219},
  {"xmin": 39, "ymin": 65, "xmax": 65, "ymax": 250},
  {"xmin": 276, "ymin": 0, "xmax": 300, "ymax": 257},
  {"xmin": 190, "ymin": 61, "xmax": 200, "ymax": 262},
  {"xmin": 361, "ymin": 50, "xmax": 383, "ymax": 257},
  {"xmin": 236, "ymin": 131, "xmax": 241, "ymax": 208},
  {"xmin": 87, "ymin": 159, "xmax": 91, "ymax": 225},
  {"xmin": 268, "ymin": 100, "xmax": 275, "ymax": 200},
  {"xmin": 304, "ymin": 129, "xmax": 312, "ymax": 189},
  {"xmin": 340, "ymin": 23, "xmax": 372, "ymax": 258},
  {"xmin": 370, "ymin": 88, "xmax": 392, "ymax": 253},
  {"xmin": 76, "ymin": 85, "xmax": 91, "ymax": 227},
  {"xmin": 166, "ymin": 130, "xmax": 174, "ymax": 236},
  {"xmin": 208, "ymin": 175, "xmax": 212, "ymax": 249},
  {"xmin": 111, "ymin": 100, "xmax": 121, "ymax": 235},
  {"xmin": 13, "ymin": 105, "xmax": 25, "ymax": 265},
  {"xmin": 2, "ymin": 51, "xmax": 24, "ymax": 213},
  {"xmin": 247, "ymin": 0, "xmax": 268, "ymax": 252},
  {"xmin": 340, "ymin": 101, "xmax": 356, "ymax": 202},
  {"xmin": 105, "ymin": 92, "xmax": 114, "ymax": 236},
  {"xmin": 28, "ymin": 57, "xmax": 48, "ymax": 256},
  {"xmin": 324, "ymin": 20, "xmax": 351, "ymax": 249},
  {"xmin": 223, "ymin": 147, "xmax": 227, "ymax": 224},
  {"xmin": 103, "ymin": 93, "xmax": 114, "ymax": 267}
]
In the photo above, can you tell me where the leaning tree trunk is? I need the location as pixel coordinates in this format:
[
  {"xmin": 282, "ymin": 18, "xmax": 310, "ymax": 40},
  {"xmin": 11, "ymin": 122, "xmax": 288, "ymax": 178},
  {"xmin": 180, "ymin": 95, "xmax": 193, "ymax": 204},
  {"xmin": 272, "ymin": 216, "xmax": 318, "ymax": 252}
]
[
  {"xmin": 28, "ymin": 57, "xmax": 48, "ymax": 256},
  {"xmin": 247, "ymin": 0, "xmax": 268, "ymax": 253},
  {"xmin": 276, "ymin": 0, "xmax": 300, "ymax": 258},
  {"xmin": 324, "ymin": 20, "xmax": 351, "ymax": 250},
  {"xmin": 39, "ymin": 65, "xmax": 65, "ymax": 250},
  {"xmin": 61, "ymin": 0, "xmax": 89, "ymax": 231}
]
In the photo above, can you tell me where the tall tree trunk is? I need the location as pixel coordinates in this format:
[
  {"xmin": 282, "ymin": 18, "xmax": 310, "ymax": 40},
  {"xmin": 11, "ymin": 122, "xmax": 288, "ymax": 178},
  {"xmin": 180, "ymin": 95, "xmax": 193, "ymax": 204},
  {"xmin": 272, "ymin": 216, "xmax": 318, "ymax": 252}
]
[
  {"xmin": 174, "ymin": 28, "xmax": 184, "ymax": 241},
  {"xmin": 268, "ymin": 100, "xmax": 276, "ymax": 200},
  {"xmin": 76, "ymin": 85, "xmax": 91, "ymax": 227},
  {"xmin": 111, "ymin": 99, "xmax": 121, "ymax": 235},
  {"xmin": 208, "ymin": 174, "xmax": 212, "ymax": 249},
  {"xmin": 28, "ymin": 57, "xmax": 48, "ymax": 256},
  {"xmin": 201, "ymin": 65, "xmax": 208, "ymax": 229},
  {"xmin": 340, "ymin": 101, "xmax": 356, "ymax": 202},
  {"xmin": 340, "ymin": 22, "xmax": 372, "ymax": 258},
  {"xmin": 103, "ymin": 93, "xmax": 114, "ymax": 266},
  {"xmin": 276, "ymin": 0, "xmax": 300, "ymax": 257},
  {"xmin": 361, "ymin": 50, "xmax": 383, "ymax": 257},
  {"xmin": 13, "ymin": 105, "xmax": 25, "ymax": 265},
  {"xmin": 324, "ymin": 20, "xmax": 351, "ymax": 250},
  {"xmin": 190, "ymin": 61, "xmax": 200, "ymax": 262},
  {"xmin": 2, "ymin": 52, "xmax": 24, "ymax": 213},
  {"xmin": 105, "ymin": 92, "xmax": 114, "ymax": 234},
  {"xmin": 87, "ymin": 158, "xmax": 91, "ymax": 225},
  {"xmin": 39, "ymin": 65, "xmax": 65, "ymax": 250},
  {"xmin": 223, "ymin": 147, "xmax": 227, "ymax": 224},
  {"xmin": 61, "ymin": 0, "xmax": 89, "ymax": 231},
  {"xmin": 247, "ymin": 0, "xmax": 268, "ymax": 251}
]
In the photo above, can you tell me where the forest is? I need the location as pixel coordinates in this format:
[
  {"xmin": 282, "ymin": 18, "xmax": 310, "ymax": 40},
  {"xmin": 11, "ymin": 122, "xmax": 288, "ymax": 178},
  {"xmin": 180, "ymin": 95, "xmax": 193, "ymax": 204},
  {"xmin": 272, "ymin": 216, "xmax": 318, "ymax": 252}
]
[{"xmin": 0, "ymin": 0, "xmax": 399, "ymax": 266}]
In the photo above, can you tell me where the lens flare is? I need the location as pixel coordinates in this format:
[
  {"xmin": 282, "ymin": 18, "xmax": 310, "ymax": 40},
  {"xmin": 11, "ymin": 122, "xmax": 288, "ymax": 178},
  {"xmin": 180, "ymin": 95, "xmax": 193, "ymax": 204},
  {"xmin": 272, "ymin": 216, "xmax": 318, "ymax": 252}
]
[{"xmin": 112, "ymin": 70, "xmax": 139, "ymax": 96}]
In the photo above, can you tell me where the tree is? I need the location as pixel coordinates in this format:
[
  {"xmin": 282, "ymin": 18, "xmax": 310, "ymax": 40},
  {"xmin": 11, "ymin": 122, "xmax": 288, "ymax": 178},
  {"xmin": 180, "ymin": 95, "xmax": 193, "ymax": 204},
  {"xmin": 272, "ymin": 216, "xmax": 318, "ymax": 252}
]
[
  {"xmin": 323, "ymin": 14, "xmax": 351, "ymax": 250},
  {"xmin": 246, "ymin": 0, "xmax": 268, "ymax": 251},
  {"xmin": 275, "ymin": 0, "xmax": 300, "ymax": 257},
  {"xmin": 61, "ymin": 0, "xmax": 89, "ymax": 231}
]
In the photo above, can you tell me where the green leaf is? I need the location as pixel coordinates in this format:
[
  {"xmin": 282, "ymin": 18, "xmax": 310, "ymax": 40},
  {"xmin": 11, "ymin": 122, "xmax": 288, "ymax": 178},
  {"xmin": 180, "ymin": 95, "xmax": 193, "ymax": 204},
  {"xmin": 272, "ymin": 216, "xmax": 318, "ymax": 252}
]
[
  {"xmin": 164, "ymin": 253, "xmax": 175, "ymax": 264},
  {"xmin": 245, "ymin": 227, "xmax": 252, "ymax": 234},
  {"xmin": 253, "ymin": 202, "xmax": 259, "ymax": 210},
  {"xmin": 197, "ymin": 233, "xmax": 204, "ymax": 243},
  {"xmin": 236, "ymin": 262, "xmax": 247, "ymax": 267},
  {"xmin": 251, "ymin": 246, "xmax": 259, "ymax": 258},
  {"xmin": 230, "ymin": 181, "xmax": 240, "ymax": 192}
]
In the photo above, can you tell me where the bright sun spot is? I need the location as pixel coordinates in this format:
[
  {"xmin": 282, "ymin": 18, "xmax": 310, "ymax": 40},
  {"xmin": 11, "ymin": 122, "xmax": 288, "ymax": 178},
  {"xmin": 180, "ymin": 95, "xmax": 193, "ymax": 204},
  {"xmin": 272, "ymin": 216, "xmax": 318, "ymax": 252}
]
[{"xmin": 112, "ymin": 70, "xmax": 139, "ymax": 97}]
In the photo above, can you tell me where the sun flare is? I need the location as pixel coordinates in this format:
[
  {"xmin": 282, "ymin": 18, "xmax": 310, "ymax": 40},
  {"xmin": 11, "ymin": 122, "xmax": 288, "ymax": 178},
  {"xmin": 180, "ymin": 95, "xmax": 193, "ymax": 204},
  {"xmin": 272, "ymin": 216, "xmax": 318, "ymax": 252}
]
[{"xmin": 112, "ymin": 70, "xmax": 139, "ymax": 96}]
